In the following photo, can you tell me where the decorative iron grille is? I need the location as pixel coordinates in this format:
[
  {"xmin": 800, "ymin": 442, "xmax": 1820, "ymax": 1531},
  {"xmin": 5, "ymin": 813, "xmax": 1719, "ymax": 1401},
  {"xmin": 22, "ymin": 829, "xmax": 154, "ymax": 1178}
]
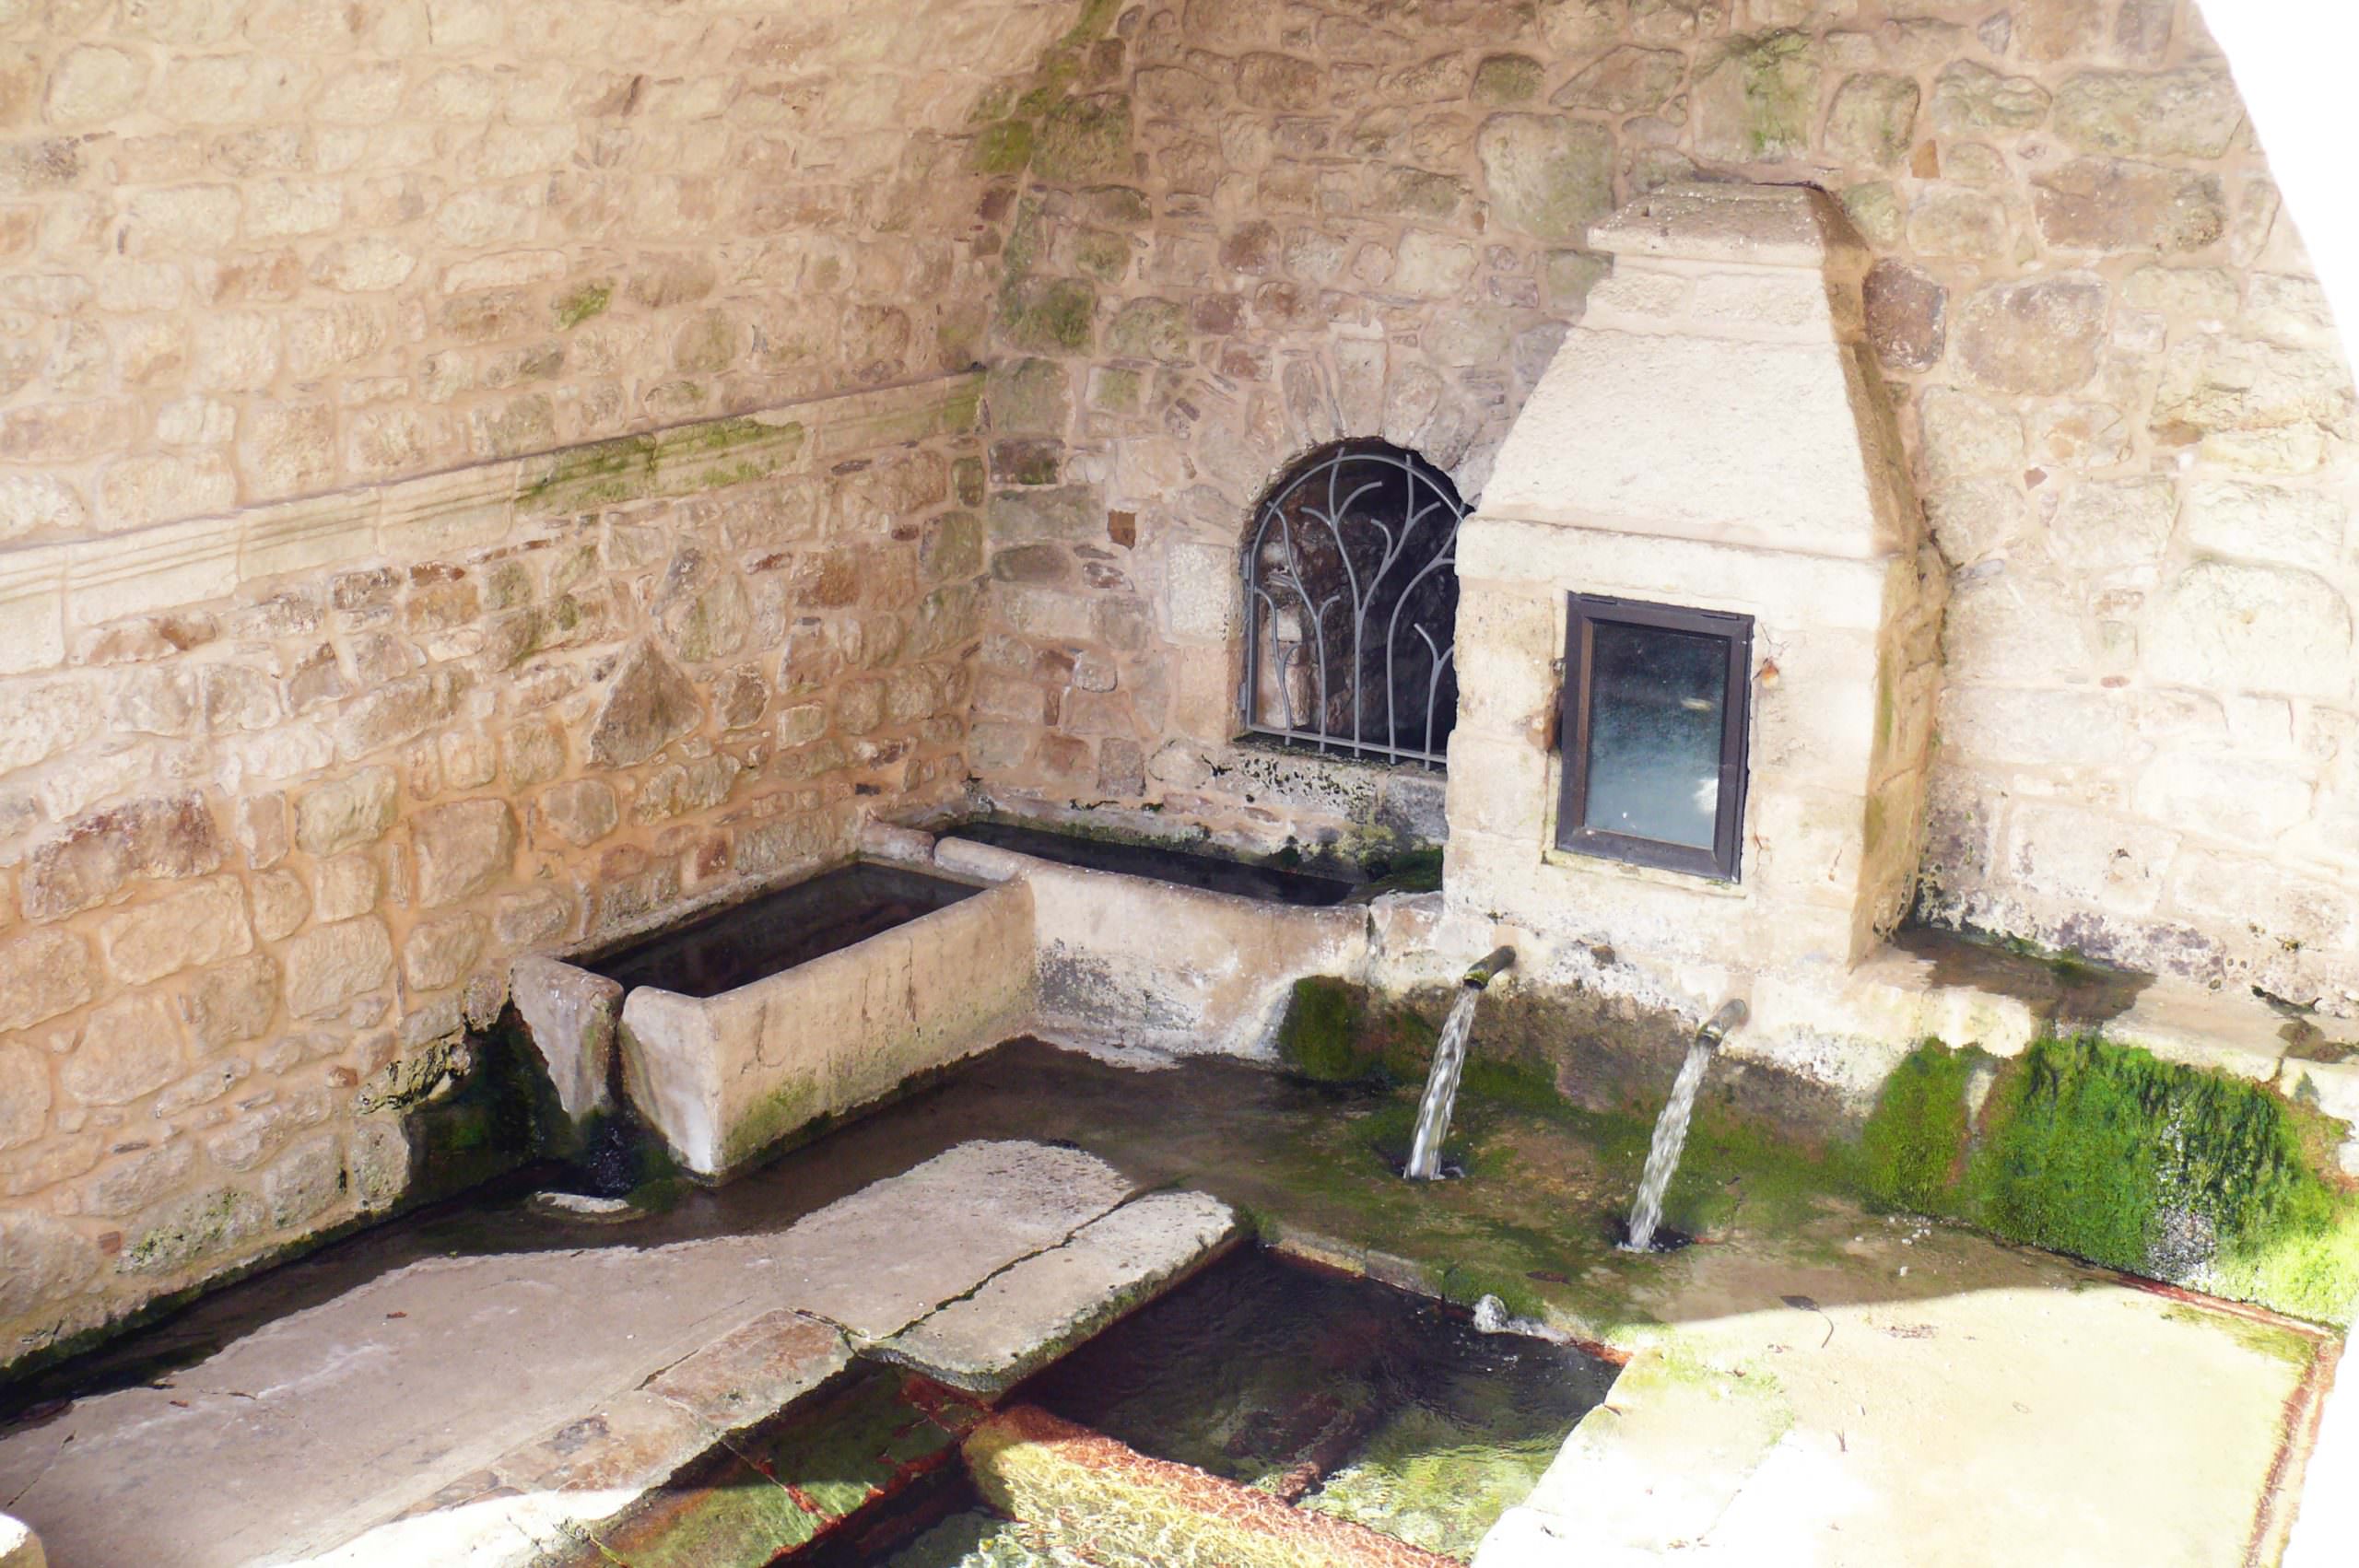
[{"xmin": 1241, "ymin": 439, "xmax": 1467, "ymax": 769}]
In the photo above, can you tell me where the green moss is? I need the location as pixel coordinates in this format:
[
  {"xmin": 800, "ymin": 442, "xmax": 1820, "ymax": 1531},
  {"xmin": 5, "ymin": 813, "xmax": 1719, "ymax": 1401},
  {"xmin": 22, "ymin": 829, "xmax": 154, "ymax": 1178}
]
[
  {"xmin": 1277, "ymin": 977, "xmax": 1369, "ymax": 1082},
  {"xmin": 554, "ymin": 281, "xmax": 611, "ymax": 329},
  {"xmin": 1854, "ymin": 1035, "xmax": 2359, "ymax": 1323},
  {"xmin": 972, "ymin": 119, "xmax": 1035, "ymax": 175},
  {"xmin": 1858, "ymin": 1041, "xmax": 1980, "ymax": 1213},
  {"xmin": 1001, "ymin": 277, "xmax": 1097, "ymax": 352}
]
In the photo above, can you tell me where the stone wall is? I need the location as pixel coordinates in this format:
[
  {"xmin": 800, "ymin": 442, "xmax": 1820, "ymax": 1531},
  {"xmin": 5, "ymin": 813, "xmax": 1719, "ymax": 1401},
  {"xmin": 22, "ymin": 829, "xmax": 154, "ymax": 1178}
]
[
  {"xmin": 0, "ymin": 374, "xmax": 988, "ymax": 1371},
  {"xmin": 0, "ymin": 0, "xmax": 1090, "ymax": 1373},
  {"xmin": 0, "ymin": 0, "xmax": 1084, "ymax": 540},
  {"xmin": 968, "ymin": 0, "xmax": 2359, "ymax": 1012}
]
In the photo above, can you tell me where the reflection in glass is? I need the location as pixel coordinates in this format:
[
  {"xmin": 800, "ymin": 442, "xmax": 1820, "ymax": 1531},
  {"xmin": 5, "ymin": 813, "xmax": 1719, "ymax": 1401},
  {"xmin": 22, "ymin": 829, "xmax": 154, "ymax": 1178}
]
[{"xmin": 1580, "ymin": 620, "xmax": 1727, "ymax": 850}]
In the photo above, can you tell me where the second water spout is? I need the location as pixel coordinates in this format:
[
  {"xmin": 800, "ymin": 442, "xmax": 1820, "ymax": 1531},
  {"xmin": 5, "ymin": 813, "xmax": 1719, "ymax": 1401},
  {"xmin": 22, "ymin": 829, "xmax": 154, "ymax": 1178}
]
[{"xmin": 1623, "ymin": 999, "xmax": 1748, "ymax": 1252}]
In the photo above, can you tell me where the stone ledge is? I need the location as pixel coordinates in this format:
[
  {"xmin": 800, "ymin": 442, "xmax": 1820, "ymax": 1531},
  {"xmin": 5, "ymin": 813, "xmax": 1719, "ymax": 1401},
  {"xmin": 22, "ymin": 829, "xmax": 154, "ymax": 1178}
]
[
  {"xmin": 1589, "ymin": 182, "xmax": 1870, "ymax": 275},
  {"xmin": 0, "ymin": 372, "xmax": 984, "ymax": 665}
]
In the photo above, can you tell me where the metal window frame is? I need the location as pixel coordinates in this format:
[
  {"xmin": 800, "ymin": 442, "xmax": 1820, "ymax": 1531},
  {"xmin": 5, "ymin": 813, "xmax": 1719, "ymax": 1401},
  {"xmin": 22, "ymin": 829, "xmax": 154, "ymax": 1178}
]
[
  {"xmin": 1238, "ymin": 439, "xmax": 1466, "ymax": 771},
  {"xmin": 1555, "ymin": 592, "xmax": 1754, "ymax": 883}
]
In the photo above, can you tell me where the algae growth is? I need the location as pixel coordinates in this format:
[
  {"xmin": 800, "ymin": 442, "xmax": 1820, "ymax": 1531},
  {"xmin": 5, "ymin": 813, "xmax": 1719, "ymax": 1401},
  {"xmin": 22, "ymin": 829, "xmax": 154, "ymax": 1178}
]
[{"xmin": 1857, "ymin": 1035, "xmax": 2359, "ymax": 1324}]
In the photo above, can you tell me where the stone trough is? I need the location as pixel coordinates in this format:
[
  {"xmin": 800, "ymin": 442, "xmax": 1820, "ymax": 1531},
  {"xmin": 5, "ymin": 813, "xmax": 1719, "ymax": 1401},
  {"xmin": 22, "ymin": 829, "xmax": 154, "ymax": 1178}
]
[
  {"xmin": 933, "ymin": 821, "xmax": 1375, "ymax": 1059},
  {"xmin": 516, "ymin": 850, "xmax": 1036, "ymax": 1181},
  {"xmin": 512, "ymin": 817, "xmax": 1416, "ymax": 1181}
]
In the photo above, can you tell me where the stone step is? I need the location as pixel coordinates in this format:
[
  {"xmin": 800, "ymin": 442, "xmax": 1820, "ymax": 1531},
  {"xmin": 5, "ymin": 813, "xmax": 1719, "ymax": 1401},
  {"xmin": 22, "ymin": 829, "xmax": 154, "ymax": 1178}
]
[{"xmin": 871, "ymin": 1190, "xmax": 1240, "ymax": 1396}]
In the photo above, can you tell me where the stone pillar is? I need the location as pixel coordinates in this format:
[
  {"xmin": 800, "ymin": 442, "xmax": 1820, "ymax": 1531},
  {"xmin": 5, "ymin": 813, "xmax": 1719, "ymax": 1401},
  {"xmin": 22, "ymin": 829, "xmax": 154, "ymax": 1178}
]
[{"xmin": 1445, "ymin": 183, "xmax": 1945, "ymax": 985}]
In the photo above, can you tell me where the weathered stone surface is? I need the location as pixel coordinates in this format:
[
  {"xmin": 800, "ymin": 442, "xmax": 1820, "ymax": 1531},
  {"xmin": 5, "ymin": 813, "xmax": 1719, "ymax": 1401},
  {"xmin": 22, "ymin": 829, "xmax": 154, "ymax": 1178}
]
[
  {"xmin": 295, "ymin": 767, "xmax": 397, "ymax": 858},
  {"xmin": 2051, "ymin": 478, "xmax": 2176, "ymax": 572},
  {"xmin": 511, "ymin": 955, "xmax": 624, "ymax": 1128},
  {"xmin": 1863, "ymin": 261, "xmax": 1946, "ymax": 372},
  {"xmin": 1553, "ymin": 46, "xmax": 1684, "ymax": 114},
  {"xmin": 1906, "ymin": 185, "xmax": 2009, "ymax": 260},
  {"xmin": 2032, "ymin": 158, "xmax": 2224, "ymax": 254},
  {"xmin": 775, "ymin": 1141, "xmax": 1136, "ymax": 1340},
  {"xmin": 58, "ymin": 994, "xmax": 182, "ymax": 1106},
  {"xmin": 877, "ymin": 1191, "xmax": 1237, "ymax": 1396},
  {"xmin": 1693, "ymin": 33, "xmax": 1820, "ymax": 162},
  {"xmin": 1955, "ymin": 277, "xmax": 2107, "ymax": 395},
  {"xmin": 1477, "ymin": 114, "xmax": 1614, "ymax": 240},
  {"xmin": 2051, "ymin": 68, "xmax": 2244, "ymax": 159},
  {"xmin": 1924, "ymin": 478, "xmax": 2025, "ymax": 567},
  {"xmin": 2143, "ymin": 563, "xmax": 2354, "ymax": 701},
  {"xmin": 537, "ymin": 779, "xmax": 619, "ymax": 848},
  {"xmin": 2181, "ymin": 481, "xmax": 2349, "ymax": 572},
  {"xmin": 0, "ymin": 1047, "xmax": 50, "ymax": 1152},
  {"xmin": 261, "ymin": 1134, "xmax": 344, "ymax": 1228},
  {"xmin": 1926, "ymin": 62, "xmax": 2049, "ymax": 134},
  {"xmin": 97, "ymin": 876, "xmax": 252, "ymax": 987},
  {"xmin": 0, "ymin": 1211, "xmax": 99, "ymax": 1319},
  {"xmin": 405, "ymin": 912, "xmax": 487, "ymax": 991},
  {"xmin": 587, "ymin": 642, "xmax": 704, "ymax": 768},
  {"xmin": 186, "ymin": 954, "xmax": 278, "ymax": 1051},
  {"xmin": 410, "ymin": 800, "xmax": 517, "ymax": 907},
  {"xmin": 2151, "ymin": 337, "xmax": 2354, "ymax": 467},
  {"xmin": 0, "ymin": 930, "xmax": 97, "ymax": 1034},
  {"xmin": 20, "ymin": 793, "xmax": 224, "ymax": 921},
  {"xmin": 1823, "ymin": 73, "xmax": 1919, "ymax": 167},
  {"xmin": 1918, "ymin": 387, "xmax": 2023, "ymax": 483},
  {"xmin": 284, "ymin": 917, "xmax": 395, "ymax": 1019}
]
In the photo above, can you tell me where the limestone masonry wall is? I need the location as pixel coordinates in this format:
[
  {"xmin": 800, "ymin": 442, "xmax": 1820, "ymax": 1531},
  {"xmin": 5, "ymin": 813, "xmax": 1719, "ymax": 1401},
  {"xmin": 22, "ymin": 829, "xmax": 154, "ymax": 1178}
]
[
  {"xmin": 0, "ymin": 0, "xmax": 1079, "ymax": 1369},
  {"xmin": 0, "ymin": 374, "xmax": 989, "ymax": 1367},
  {"xmin": 968, "ymin": 0, "xmax": 2359, "ymax": 1012}
]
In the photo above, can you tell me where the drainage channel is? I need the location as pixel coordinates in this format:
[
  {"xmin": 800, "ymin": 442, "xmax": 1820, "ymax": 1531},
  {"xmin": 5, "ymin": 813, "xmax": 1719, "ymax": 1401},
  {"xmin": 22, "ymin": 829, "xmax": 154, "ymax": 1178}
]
[{"xmin": 556, "ymin": 1246, "xmax": 1620, "ymax": 1567}]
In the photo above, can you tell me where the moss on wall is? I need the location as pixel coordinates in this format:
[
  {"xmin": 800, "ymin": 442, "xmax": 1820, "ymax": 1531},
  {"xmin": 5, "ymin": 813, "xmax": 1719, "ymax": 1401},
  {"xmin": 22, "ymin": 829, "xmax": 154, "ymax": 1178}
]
[{"xmin": 1857, "ymin": 1036, "xmax": 2359, "ymax": 1323}]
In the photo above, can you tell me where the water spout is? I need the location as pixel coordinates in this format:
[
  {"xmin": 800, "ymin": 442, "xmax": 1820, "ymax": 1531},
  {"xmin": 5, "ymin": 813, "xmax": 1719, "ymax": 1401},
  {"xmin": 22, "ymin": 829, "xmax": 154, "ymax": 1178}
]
[
  {"xmin": 1623, "ymin": 999, "xmax": 1748, "ymax": 1252},
  {"xmin": 1404, "ymin": 948, "xmax": 1516, "ymax": 1181}
]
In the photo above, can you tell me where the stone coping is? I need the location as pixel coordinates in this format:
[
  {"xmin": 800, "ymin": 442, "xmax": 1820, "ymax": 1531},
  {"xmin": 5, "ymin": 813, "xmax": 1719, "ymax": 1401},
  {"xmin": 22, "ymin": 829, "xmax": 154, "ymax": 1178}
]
[
  {"xmin": 1587, "ymin": 181, "xmax": 1870, "ymax": 275},
  {"xmin": 0, "ymin": 372, "xmax": 983, "ymax": 675}
]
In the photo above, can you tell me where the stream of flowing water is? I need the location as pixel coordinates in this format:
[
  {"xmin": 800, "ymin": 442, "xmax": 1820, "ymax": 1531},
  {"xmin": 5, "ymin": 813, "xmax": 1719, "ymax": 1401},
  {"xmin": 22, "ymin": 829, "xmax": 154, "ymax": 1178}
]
[
  {"xmin": 1623, "ymin": 1035, "xmax": 1716, "ymax": 1252},
  {"xmin": 1405, "ymin": 987, "xmax": 1482, "ymax": 1180}
]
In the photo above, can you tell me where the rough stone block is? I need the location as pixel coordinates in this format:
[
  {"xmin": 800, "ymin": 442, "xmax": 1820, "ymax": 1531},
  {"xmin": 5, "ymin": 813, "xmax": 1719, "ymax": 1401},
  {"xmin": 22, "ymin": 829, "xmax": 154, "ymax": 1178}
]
[{"xmin": 511, "ymin": 955, "xmax": 623, "ymax": 1128}]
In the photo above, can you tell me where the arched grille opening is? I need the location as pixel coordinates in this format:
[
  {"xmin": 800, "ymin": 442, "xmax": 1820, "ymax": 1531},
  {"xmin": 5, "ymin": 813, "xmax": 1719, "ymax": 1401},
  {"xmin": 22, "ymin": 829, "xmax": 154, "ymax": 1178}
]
[{"xmin": 1240, "ymin": 439, "xmax": 1466, "ymax": 769}]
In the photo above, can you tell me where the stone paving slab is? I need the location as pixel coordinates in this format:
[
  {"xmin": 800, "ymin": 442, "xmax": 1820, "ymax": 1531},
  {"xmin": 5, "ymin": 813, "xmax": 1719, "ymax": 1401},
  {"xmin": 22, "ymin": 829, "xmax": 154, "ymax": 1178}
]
[
  {"xmin": 874, "ymin": 1190, "xmax": 1240, "ymax": 1395},
  {"xmin": 782, "ymin": 1139, "xmax": 1141, "ymax": 1341},
  {"xmin": 0, "ymin": 1139, "xmax": 1139, "ymax": 1568},
  {"xmin": 1471, "ymin": 1237, "xmax": 2327, "ymax": 1568}
]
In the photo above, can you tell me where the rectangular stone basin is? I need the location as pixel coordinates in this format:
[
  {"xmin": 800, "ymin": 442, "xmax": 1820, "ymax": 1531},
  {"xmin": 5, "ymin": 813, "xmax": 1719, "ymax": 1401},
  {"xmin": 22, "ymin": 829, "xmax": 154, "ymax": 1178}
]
[
  {"xmin": 942, "ymin": 819, "xmax": 1361, "ymax": 907},
  {"xmin": 608, "ymin": 860, "xmax": 1036, "ymax": 1179},
  {"xmin": 934, "ymin": 824, "xmax": 1369, "ymax": 1059}
]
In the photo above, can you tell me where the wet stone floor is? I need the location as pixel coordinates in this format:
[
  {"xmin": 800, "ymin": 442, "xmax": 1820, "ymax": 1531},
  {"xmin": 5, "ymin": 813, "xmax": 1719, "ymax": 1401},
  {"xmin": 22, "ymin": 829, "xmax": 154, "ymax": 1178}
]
[{"xmin": 2, "ymin": 1037, "xmax": 2340, "ymax": 1567}]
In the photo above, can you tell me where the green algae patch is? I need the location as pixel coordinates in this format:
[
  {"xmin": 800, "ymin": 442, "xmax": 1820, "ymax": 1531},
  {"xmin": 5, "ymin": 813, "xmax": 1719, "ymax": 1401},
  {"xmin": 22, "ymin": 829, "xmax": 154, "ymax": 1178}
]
[
  {"xmin": 1277, "ymin": 977, "xmax": 1367, "ymax": 1082},
  {"xmin": 1857, "ymin": 1039, "xmax": 1982, "ymax": 1212},
  {"xmin": 1858, "ymin": 1036, "xmax": 2359, "ymax": 1325}
]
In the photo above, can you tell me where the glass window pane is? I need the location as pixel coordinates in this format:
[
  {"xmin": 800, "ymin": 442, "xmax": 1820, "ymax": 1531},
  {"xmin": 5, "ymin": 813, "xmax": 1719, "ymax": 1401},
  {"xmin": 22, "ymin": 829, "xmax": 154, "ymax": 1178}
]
[{"xmin": 1581, "ymin": 620, "xmax": 1728, "ymax": 850}]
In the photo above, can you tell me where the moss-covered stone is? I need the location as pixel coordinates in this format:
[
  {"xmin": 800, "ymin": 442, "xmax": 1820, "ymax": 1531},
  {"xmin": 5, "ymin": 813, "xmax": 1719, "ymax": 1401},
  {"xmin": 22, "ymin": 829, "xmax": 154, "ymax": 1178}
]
[
  {"xmin": 972, "ymin": 119, "xmax": 1035, "ymax": 175},
  {"xmin": 1277, "ymin": 977, "xmax": 1367, "ymax": 1082},
  {"xmin": 1857, "ymin": 1036, "xmax": 2359, "ymax": 1322},
  {"xmin": 1002, "ymin": 277, "xmax": 1098, "ymax": 353},
  {"xmin": 1033, "ymin": 94, "xmax": 1132, "ymax": 184},
  {"xmin": 554, "ymin": 281, "xmax": 611, "ymax": 330}
]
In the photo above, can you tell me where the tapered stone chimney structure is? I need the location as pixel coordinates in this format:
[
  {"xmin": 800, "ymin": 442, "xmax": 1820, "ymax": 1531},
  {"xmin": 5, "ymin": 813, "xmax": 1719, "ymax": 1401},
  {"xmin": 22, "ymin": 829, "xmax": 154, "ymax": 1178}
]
[{"xmin": 1446, "ymin": 184, "xmax": 1947, "ymax": 983}]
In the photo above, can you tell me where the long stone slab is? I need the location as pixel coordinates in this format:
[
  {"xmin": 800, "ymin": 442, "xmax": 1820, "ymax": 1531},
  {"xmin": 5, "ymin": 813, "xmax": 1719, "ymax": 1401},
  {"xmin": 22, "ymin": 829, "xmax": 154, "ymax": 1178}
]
[
  {"xmin": 874, "ymin": 1191, "xmax": 1240, "ymax": 1395},
  {"xmin": 780, "ymin": 1140, "xmax": 1140, "ymax": 1341},
  {"xmin": 0, "ymin": 1141, "xmax": 1136, "ymax": 1568}
]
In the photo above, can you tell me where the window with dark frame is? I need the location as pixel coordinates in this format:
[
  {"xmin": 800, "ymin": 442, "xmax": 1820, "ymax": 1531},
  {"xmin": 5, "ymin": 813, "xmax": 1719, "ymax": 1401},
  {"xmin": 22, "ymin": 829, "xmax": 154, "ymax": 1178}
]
[{"xmin": 1555, "ymin": 594, "xmax": 1753, "ymax": 882}]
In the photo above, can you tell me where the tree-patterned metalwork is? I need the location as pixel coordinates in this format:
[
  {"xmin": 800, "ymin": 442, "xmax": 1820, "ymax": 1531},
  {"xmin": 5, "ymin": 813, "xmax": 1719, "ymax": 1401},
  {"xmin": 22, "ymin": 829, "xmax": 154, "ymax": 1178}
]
[{"xmin": 1241, "ymin": 439, "xmax": 1466, "ymax": 769}]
